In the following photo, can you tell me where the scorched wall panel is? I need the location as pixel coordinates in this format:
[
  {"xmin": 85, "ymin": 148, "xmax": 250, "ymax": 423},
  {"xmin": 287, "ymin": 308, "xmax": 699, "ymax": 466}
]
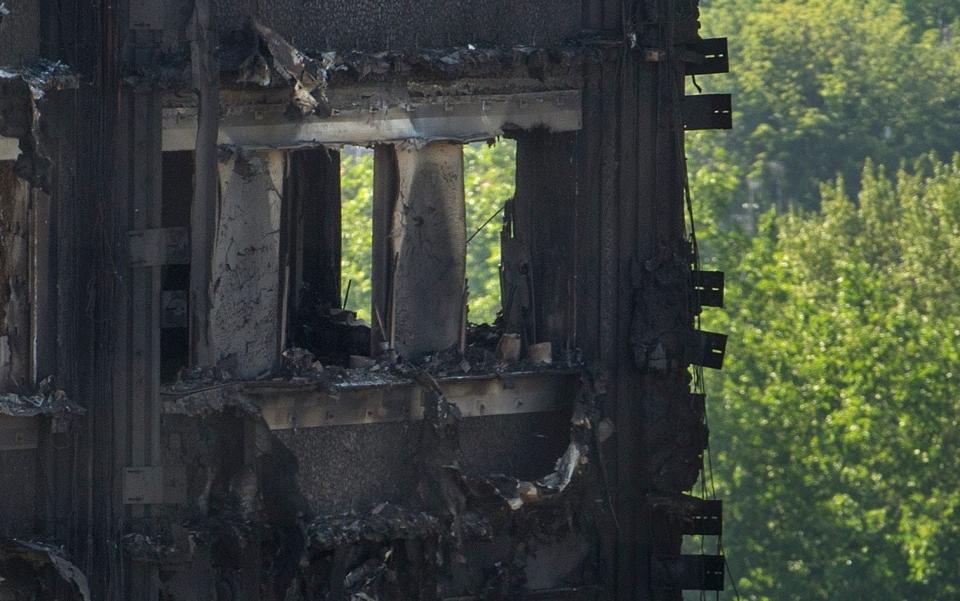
[{"xmin": 214, "ymin": 0, "xmax": 582, "ymax": 51}]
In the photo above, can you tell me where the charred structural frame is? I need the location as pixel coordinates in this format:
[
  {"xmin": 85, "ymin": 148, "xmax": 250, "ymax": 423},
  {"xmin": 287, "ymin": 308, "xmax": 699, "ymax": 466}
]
[{"xmin": 0, "ymin": 0, "xmax": 732, "ymax": 599}]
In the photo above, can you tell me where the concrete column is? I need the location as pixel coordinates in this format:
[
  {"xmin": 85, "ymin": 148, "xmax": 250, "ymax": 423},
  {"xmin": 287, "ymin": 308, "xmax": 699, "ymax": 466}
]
[
  {"xmin": 0, "ymin": 163, "xmax": 29, "ymax": 389},
  {"xmin": 210, "ymin": 149, "xmax": 284, "ymax": 378},
  {"xmin": 377, "ymin": 142, "xmax": 466, "ymax": 360}
]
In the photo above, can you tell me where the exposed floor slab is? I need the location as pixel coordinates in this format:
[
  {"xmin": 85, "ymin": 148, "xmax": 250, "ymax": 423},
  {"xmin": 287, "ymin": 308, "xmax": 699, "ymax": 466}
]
[
  {"xmin": 161, "ymin": 90, "xmax": 582, "ymax": 150},
  {"xmin": 162, "ymin": 370, "xmax": 578, "ymax": 429}
]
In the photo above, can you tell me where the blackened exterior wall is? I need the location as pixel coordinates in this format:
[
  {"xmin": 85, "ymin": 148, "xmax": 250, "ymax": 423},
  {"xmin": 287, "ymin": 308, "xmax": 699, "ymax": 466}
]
[
  {"xmin": 0, "ymin": 0, "xmax": 722, "ymax": 599},
  {"xmin": 215, "ymin": 0, "xmax": 582, "ymax": 51},
  {"xmin": 0, "ymin": 0, "xmax": 40, "ymax": 65}
]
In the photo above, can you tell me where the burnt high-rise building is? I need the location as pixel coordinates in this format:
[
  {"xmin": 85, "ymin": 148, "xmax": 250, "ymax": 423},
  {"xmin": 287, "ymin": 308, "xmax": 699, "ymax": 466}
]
[{"xmin": 0, "ymin": 1, "xmax": 730, "ymax": 599}]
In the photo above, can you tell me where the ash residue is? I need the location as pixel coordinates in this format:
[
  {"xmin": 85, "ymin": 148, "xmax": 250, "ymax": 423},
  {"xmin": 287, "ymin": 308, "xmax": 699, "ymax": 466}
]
[
  {"xmin": 217, "ymin": 21, "xmax": 590, "ymax": 102},
  {"xmin": 307, "ymin": 502, "xmax": 443, "ymax": 550},
  {"xmin": 0, "ymin": 377, "xmax": 84, "ymax": 418}
]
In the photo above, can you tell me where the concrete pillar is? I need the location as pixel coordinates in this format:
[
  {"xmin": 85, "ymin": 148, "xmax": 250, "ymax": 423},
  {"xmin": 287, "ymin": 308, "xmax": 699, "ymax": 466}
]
[
  {"xmin": 0, "ymin": 163, "xmax": 30, "ymax": 389},
  {"xmin": 377, "ymin": 142, "xmax": 466, "ymax": 360},
  {"xmin": 210, "ymin": 149, "xmax": 284, "ymax": 378}
]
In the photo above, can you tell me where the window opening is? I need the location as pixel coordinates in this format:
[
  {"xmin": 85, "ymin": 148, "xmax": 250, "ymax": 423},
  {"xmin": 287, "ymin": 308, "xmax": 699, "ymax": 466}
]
[
  {"xmin": 464, "ymin": 139, "xmax": 516, "ymax": 325},
  {"xmin": 340, "ymin": 145, "xmax": 375, "ymax": 323},
  {"xmin": 287, "ymin": 143, "xmax": 375, "ymax": 367}
]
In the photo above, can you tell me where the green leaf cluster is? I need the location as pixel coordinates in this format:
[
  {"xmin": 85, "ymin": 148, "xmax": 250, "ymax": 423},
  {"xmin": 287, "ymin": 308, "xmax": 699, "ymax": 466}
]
[
  {"xmin": 706, "ymin": 156, "xmax": 960, "ymax": 599},
  {"xmin": 694, "ymin": 0, "xmax": 960, "ymax": 212},
  {"xmin": 340, "ymin": 149, "xmax": 375, "ymax": 320}
]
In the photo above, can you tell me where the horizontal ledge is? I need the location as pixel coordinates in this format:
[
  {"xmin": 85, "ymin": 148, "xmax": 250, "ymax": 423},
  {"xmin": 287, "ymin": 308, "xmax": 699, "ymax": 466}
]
[
  {"xmin": 162, "ymin": 90, "xmax": 582, "ymax": 150},
  {"xmin": 162, "ymin": 370, "xmax": 578, "ymax": 430}
]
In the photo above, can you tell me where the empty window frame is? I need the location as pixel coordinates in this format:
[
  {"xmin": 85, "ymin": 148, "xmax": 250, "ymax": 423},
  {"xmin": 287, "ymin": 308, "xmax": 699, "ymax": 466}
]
[{"xmin": 464, "ymin": 139, "xmax": 516, "ymax": 326}]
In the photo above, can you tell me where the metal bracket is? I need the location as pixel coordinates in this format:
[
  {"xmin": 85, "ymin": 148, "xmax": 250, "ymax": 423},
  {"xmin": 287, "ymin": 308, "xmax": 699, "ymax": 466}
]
[
  {"xmin": 682, "ymin": 499, "xmax": 723, "ymax": 536},
  {"xmin": 128, "ymin": 227, "xmax": 190, "ymax": 267},
  {"xmin": 682, "ymin": 94, "xmax": 732, "ymax": 130},
  {"xmin": 653, "ymin": 555, "xmax": 725, "ymax": 591},
  {"xmin": 650, "ymin": 494, "xmax": 722, "ymax": 536},
  {"xmin": 689, "ymin": 330, "xmax": 727, "ymax": 369},
  {"xmin": 692, "ymin": 270, "xmax": 724, "ymax": 308},
  {"xmin": 683, "ymin": 38, "xmax": 729, "ymax": 75},
  {"xmin": 122, "ymin": 466, "xmax": 187, "ymax": 505}
]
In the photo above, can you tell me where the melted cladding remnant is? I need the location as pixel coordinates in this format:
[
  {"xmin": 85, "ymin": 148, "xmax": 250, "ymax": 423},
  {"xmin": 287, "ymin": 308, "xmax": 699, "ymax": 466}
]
[
  {"xmin": 239, "ymin": 20, "xmax": 337, "ymax": 115},
  {"xmin": 0, "ymin": 62, "xmax": 78, "ymax": 189},
  {"xmin": 307, "ymin": 501, "xmax": 448, "ymax": 550},
  {"xmin": 458, "ymin": 371, "xmax": 599, "ymax": 513},
  {"xmin": 0, "ymin": 377, "xmax": 84, "ymax": 418},
  {"xmin": 229, "ymin": 20, "xmax": 588, "ymax": 116},
  {"xmin": 0, "ymin": 538, "xmax": 91, "ymax": 601}
]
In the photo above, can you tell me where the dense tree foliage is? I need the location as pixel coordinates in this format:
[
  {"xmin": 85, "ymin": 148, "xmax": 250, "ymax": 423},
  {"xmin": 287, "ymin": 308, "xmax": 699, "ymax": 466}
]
[
  {"xmin": 340, "ymin": 148, "xmax": 374, "ymax": 320},
  {"xmin": 707, "ymin": 158, "xmax": 960, "ymax": 599},
  {"xmin": 463, "ymin": 140, "xmax": 517, "ymax": 324},
  {"xmin": 692, "ymin": 3, "xmax": 960, "ymax": 597},
  {"xmin": 694, "ymin": 0, "xmax": 960, "ymax": 212}
]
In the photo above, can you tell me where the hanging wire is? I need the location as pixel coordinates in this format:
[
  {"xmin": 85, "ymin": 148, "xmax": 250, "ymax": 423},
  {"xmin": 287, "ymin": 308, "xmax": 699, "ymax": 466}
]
[{"xmin": 466, "ymin": 203, "xmax": 505, "ymax": 245}]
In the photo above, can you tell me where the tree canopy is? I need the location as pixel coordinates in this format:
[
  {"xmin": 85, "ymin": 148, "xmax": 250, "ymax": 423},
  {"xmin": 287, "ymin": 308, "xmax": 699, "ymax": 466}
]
[
  {"xmin": 693, "ymin": 0, "xmax": 960, "ymax": 212},
  {"xmin": 707, "ymin": 157, "xmax": 960, "ymax": 599}
]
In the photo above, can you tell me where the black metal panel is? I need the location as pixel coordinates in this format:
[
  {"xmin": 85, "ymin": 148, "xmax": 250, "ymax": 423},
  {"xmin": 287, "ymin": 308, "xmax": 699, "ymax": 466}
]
[
  {"xmin": 689, "ymin": 330, "xmax": 727, "ymax": 369},
  {"xmin": 684, "ymin": 38, "xmax": 729, "ymax": 75},
  {"xmin": 682, "ymin": 499, "xmax": 723, "ymax": 536},
  {"xmin": 649, "ymin": 494, "xmax": 722, "ymax": 536},
  {"xmin": 682, "ymin": 94, "xmax": 733, "ymax": 130},
  {"xmin": 692, "ymin": 270, "xmax": 724, "ymax": 308},
  {"xmin": 652, "ymin": 555, "xmax": 725, "ymax": 591}
]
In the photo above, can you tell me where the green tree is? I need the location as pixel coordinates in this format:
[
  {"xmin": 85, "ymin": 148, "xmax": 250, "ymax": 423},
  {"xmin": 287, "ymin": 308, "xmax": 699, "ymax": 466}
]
[
  {"xmin": 463, "ymin": 140, "xmax": 516, "ymax": 324},
  {"xmin": 340, "ymin": 148, "xmax": 375, "ymax": 320},
  {"xmin": 706, "ymin": 156, "xmax": 960, "ymax": 600},
  {"xmin": 900, "ymin": 0, "xmax": 960, "ymax": 33},
  {"xmin": 693, "ymin": 0, "xmax": 960, "ymax": 213}
]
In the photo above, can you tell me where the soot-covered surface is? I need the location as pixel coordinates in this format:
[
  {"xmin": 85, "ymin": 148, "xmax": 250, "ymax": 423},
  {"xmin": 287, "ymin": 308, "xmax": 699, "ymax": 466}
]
[
  {"xmin": 0, "ymin": 0, "xmax": 40, "ymax": 65},
  {"xmin": 214, "ymin": 0, "xmax": 582, "ymax": 52},
  {"xmin": 0, "ymin": 450, "xmax": 36, "ymax": 537},
  {"xmin": 458, "ymin": 412, "xmax": 571, "ymax": 479},
  {"xmin": 276, "ymin": 411, "xmax": 569, "ymax": 514}
]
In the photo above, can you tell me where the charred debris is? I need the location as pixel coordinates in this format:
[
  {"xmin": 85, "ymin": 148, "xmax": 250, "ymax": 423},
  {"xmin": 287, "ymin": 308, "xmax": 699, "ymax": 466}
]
[{"xmin": 0, "ymin": 0, "xmax": 732, "ymax": 599}]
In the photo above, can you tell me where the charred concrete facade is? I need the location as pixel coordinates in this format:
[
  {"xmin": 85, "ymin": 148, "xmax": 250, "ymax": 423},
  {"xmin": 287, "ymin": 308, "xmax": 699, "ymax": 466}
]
[{"xmin": 0, "ymin": 1, "xmax": 731, "ymax": 599}]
